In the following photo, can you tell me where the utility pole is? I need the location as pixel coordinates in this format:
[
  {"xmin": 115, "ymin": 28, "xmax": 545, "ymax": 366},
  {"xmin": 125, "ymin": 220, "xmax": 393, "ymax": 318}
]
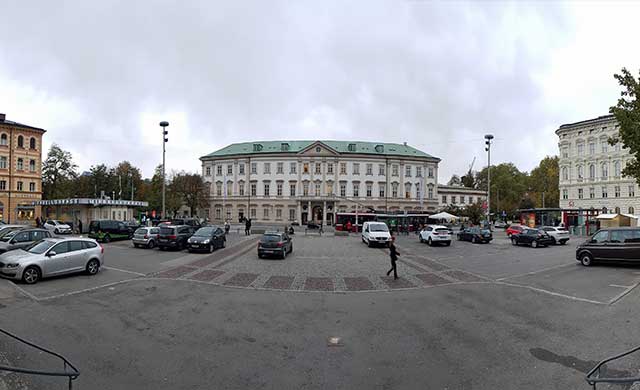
[
  {"xmin": 484, "ymin": 134, "xmax": 494, "ymax": 224},
  {"xmin": 159, "ymin": 121, "xmax": 169, "ymax": 219}
]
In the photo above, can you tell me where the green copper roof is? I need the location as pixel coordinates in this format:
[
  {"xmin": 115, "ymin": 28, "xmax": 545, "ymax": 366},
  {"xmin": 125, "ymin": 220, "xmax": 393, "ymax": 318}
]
[{"xmin": 201, "ymin": 141, "xmax": 438, "ymax": 160}]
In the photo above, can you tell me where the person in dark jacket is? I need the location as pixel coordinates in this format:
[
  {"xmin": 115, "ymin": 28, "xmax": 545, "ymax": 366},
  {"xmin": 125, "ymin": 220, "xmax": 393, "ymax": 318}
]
[
  {"xmin": 245, "ymin": 218, "xmax": 252, "ymax": 236},
  {"xmin": 386, "ymin": 236, "xmax": 400, "ymax": 280}
]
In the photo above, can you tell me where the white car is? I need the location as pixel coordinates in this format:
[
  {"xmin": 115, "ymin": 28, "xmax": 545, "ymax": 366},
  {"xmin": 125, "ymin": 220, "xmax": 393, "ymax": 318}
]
[
  {"xmin": 361, "ymin": 221, "xmax": 391, "ymax": 247},
  {"xmin": 540, "ymin": 226, "xmax": 570, "ymax": 245},
  {"xmin": 419, "ymin": 225, "xmax": 452, "ymax": 246},
  {"xmin": 43, "ymin": 220, "xmax": 72, "ymax": 234}
]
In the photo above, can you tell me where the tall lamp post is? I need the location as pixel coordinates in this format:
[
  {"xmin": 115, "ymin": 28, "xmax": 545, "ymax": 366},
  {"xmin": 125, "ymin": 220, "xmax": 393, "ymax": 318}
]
[
  {"xmin": 484, "ymin": 134, "xmax": 494, "ymax": 224},
  {"xmin": 159, "ymin": 121, "xmax": 169, "ymax": 219}
]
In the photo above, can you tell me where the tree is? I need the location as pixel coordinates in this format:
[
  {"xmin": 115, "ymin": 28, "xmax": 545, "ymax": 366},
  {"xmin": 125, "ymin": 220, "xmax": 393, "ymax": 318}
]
[
  {"xmin": 114, "ymin": 161, "xmax": 143, "ymax": 200},
  {"xmin": 171, "ymin": 172, "xmax": 209, "ymax": 217},
  {"xmin": 528, "ymin": 156, "xmax": 559, "ymax": 208},
  {"xmin": 89, "ymin": 164, "xmax": 114, "ymax": 198},
  {"xmin": 42, "ymin": 144, "xmax": 78, "ymax": 199},
  {"xmin": 146, "ymin": 165, "xmax": 165, "ymax": 214},
  {"xmin": 609, "ymin": 67, "xmax": 640, "ymax": 183},
  {"xmin": 447, "ymin": 175, "xmax": 462, "ymax": 186},
  {"xmin": 461, "ymin": 171, "xmax": 476, "ymax": 188},
  {"xmin": 475, "ymin": 163, "xmax": 528, "ymax": 217},
  {"xmin": 462, "ymin": 201, "xmax": 484, "ymax": 224}
]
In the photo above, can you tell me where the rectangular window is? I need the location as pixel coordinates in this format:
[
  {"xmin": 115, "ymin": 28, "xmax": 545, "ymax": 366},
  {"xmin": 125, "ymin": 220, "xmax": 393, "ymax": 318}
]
[
  {"xmin": 601, "ymin": 143, "xmax": 607, "ymax": 153},
  {"xmin": 216, "ymin": 183, "xmax": 222, "ymax": 196},
  {"xmin": 379, "ymin": 164, "xmax": 385, "ymax": 176},
  {"xmin": 460, "ymin": 195, "xmax": 465, "ymax": 204},
  {"xmin": 630, "ymin": 185, "xmax": 635, "ymax": 197},
  {"xmin": 416, "ymin": 185, "xmax": 421, "ymax": 200},
  {"xmin": 452, "ymin": 196, "xmax": 457, "ymax": 204},
  {"xmin": 327, "ymin": 163, "xmax": 333, "ymax": 174},
  {"xmin": 589, "ymin": 142, "xmax": 595, "ymax": 155},
  {"xmin": 578, "ymin": 143, "xmax": 584, "ymax": 155},
  {"xmin": 392, "ymin": 165, "xmax": 398, "ymax": 176},
  {"xmin": 215, "ymin": 208, "xmax": 222, "ymax": 219},
  {"xmin": 366, "ymin": 183, "xmax": 372, "ymax": 197},
  {"xmin": 428, "ymin": 186, "xmax": 433, "ymax": 199},
  {"xmin": 353, "ymin": 183, "xmax": 359, "ymax": 197},
  {"xmin": 340, "ymin": 163, "xmax": 347, "ymax": 175},
  {"xmin": 0, "ymin": 181, "xmax": 5, "ymax": 190},
  {"xmin": 227, "ymin": 183, "xmax": 232, "ymax": 196},
  {"xmin": 366, "ymin": 164, "xmax": 373, "ymax": 175},
  {"xmin": 264, "ymin": 208, "xmax": 269, "ymax": 218},
  {"xmin": 562, "ymin": 148, "xmax": 569, "ymax": 158},
  {"xmin": 379, "ymin": 185, "xmax": 385, "ymax": 198},
  {"xmin": 405, "ymin": 165, "xmax": 411, "ymax": 177},
  {"xmin": 250, "ymin": 208, "xmax": 256, "ymax": 218},
  {"xmin": 205, "ymin": 166, "xmax": 211, "ymax": 176},
  {"xmin": 227, "ymin": 165, "xmax": 233, "ymax": 175},
  {"xmin": 276, "ymin": 209, "xmax": 282, "ymax": 219},
  {"xmin": 340, "ymin": 183, "xmax": 346, "ymax": 197},
  {"xmin": 578, "ymin": 188, "xmax": 583, "ymax": 199},
  {"xmin": 239, "ymin": 183, "xmax": 245, "ymax": 196},
  {"xmin": 589, "ymin": 187, "xmax": 595, "ymax": 199},
  {"xmin": 353, "ymin": 163, "xmax": 360, "ymax": 175},
  {"xmin": 315, "ymin": 163, "xmax": 321, "ymax": 174},
  {"xmin": 216, "ymin": 165, "xmax": 222, "ymax": 176},
  {"xmin": 0, "ymin": 157, "xmax": 6, "ymax": 169},
  {"xmin": 315, "ymin": 183, "xmax": 321, "ymax": 196},
  {"xmin": 303, "ymin": 182, "xmax": 309, "ymax": 196},
  {"xmin": 17, "ymin": 181, "xmax": 23, "ymax": 191},
  {"xmin": 562, "ymin": 189, "xmax": 568, "ymax": 200},
  {"xmin": 416, "ymin": 167, "xmax": 422, "ymax": 178},
  {"xmin": 303, "ymin": 163, "xmax": 309, "ymax": 174},
  {"xmin": 226, "ymin": 209, "xmax": 231, "ymax": 220},
  {"xmin": 277, "ymin": 162, "xmax": 283, "ymax": 174},
  {"xmin": 602, "ymin": 186, "xmax": 608, "ymax": 198},
  {"xmin": 290, "ymin": 162, "xmax": 297, "ymax": 174},
  {"xmin": 289, "ymin": 209, "xmax": 296, "ymax": 221},
  {"xmin": 392, "ymin": 183, "xmax": 398, "ymax": 198},
  {"xmin": 290, "ymin": 183, "xmax": 296, "ymax": 196},
  {"xmin": 264, "ymin": 163, "xmax": 271, "ymax": 174},
  {"xmin": 251, "ymin": 183, "xmax": 257, "ymax": 196},
  {"xmin": 615, "ymin": 186, "xmax": 620, "ymax": 197},
  {"xmin": 405, "ymin": 184, "xmax": 411, "ymax": 199},
  {"xmin": 251, "ymin": 163, "xmax": 257, "ymax": 174},
  {"xmin": 327, "ymin": 183, "xmax": 333, "ymax": 195},
  {"xmin": 264, "ymin": 183, "xmax": 270, "ymax": 196},
  {"xmin": 428, "ymin": 167, "xmax": 434, "ymax": 178},
  {"xmin": 277, "ymin": 183, "xmax": 283, "ymax": 196},
  {"xmin": 17, "ymin": 159, "xmax": 23, "ymax": 170},
  {"xmin": 239, "ymin": 163, "xmax": 245, "ymax": 174}
]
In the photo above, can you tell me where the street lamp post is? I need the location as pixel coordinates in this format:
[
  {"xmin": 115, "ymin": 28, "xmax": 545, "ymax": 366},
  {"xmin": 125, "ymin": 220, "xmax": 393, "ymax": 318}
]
[
  {"xmin": 484, "ymin": 134, "xmax": 494, "ymax": 224},
  {"xmin": 159, "ymin": 121, "xmax": 169, "ymax": 219}
]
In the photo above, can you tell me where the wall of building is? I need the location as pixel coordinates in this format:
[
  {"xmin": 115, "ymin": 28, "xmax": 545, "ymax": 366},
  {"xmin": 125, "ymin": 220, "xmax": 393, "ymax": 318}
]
[{"xmin": 437, "ymin": 185, "xmax": 487, "ymax": 208}]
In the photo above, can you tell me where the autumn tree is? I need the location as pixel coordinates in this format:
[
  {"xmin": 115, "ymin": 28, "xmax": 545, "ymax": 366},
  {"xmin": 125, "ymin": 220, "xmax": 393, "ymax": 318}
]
[
  {"xmin": 42, "ymin": 144, "xmax": 78, "ymax": 199},
  {"xmin": 609, "ymin": 67, "xmax": 640, "ymax": 183}
]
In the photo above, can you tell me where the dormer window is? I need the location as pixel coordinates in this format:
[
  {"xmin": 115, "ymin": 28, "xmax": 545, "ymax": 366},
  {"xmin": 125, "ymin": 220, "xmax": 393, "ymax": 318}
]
[
  {"xmin": 281, "ymin": 143, "xmax": 290, "ymax": 151},
  {"xmin": 347, "ymin": 143, "xmax": 356, "ymax": 152},
  {"xmin": 253, "ymin": 143, "xmax": 263, "ymax": 152},
  {"xmin": 374, "ymin": 144, "xmax": 384, "ymax": 153}
]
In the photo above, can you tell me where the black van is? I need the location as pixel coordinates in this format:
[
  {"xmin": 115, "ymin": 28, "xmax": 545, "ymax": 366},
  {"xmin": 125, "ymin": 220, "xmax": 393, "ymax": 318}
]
[
  {"xmin": 576, "ymin": 227, "xmax": 640, "ymax": 266},
  {"xmin": 170, "ymin": 218, "xmax": 201, "ymax": 228},
  {"xmin": 88, "ymin": 220, "xmax": 133, "ymax": 242}
]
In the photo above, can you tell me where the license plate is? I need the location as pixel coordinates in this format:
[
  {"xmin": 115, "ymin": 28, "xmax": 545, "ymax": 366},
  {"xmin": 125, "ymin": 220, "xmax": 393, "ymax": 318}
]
[
  {"xmin": 192, "ymin": 245, "xmax": 200, "ymax": 248},
  {"xmin": 262, "ymin": 250, "xmax": 273, "ymax": 253}
]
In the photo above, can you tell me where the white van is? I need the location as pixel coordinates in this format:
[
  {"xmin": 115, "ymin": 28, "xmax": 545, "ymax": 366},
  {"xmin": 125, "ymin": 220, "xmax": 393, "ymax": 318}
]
[{"xmin": 362, "ymin": 221, "xmax": 391, "ymax": 247}]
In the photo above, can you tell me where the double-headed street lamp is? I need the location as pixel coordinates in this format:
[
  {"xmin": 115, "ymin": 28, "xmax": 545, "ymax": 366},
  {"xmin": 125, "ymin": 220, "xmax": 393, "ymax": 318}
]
[
  {"xmin": 484, "ymin": 134, "xmax": 494, "ymax": 223},
  {"xmin": 159, "ymin": 121, "xmax": 169, "ymax": 219}
]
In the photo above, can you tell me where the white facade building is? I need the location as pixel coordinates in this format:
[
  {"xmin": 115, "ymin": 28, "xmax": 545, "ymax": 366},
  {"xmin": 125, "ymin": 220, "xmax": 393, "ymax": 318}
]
[
  {"xmin": 200, "ymin": 141, "xmax": 440, "ymax": 224},
  {"xmin": 557, "ymin": 114, "xmax": 639, "ymax": 225},
  {"xmin": 437, "ymin": 185, "xmax": 487, "ymax": 208}
]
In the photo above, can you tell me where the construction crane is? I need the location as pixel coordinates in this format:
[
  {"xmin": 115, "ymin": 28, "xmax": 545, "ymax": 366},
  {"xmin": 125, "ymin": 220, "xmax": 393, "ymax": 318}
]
[{"xmin": 468, "ymin": 157, "xmax": 476, "ymax": 173}]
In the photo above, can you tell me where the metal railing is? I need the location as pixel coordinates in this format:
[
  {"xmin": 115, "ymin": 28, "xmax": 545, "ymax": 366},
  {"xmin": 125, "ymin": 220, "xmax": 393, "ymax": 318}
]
[{"xmin": 0, "ymin": 327, "xmax": 79, "ymax": 389}]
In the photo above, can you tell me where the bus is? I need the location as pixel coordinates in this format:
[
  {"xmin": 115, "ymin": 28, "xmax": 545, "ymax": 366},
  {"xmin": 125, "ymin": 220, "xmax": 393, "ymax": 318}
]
[{"xmin": 335, "ymin": 212, "xmax": 433, "ymax": 233}]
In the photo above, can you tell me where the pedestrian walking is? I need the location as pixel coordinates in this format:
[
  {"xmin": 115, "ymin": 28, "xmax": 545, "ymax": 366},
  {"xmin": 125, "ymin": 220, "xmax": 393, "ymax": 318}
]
[
  {"xmin": 245, "ymin": 218, "xmax": 252, "ymax": 236},
  {"xmin": 78, "ymin": 219, "xmax": 83, "ymax": 234},
  {"xmin": 345, "ymin": 220, "xmax": 352, "ymax": 233},
  {"xmin": 386, "ymin": 236, "xmax": 400, "ymax": 280},
  {"xmin": 224, "ymin": 220, "xmax": 230, "ymax": 234},
  {"xmin": 35, "ymin": 216, "xmax": 41, "ymax": 228}
]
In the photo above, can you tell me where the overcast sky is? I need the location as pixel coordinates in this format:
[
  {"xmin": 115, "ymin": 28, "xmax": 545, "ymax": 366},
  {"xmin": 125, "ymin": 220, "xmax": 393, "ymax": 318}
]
[{"xmin": 1, "ymin": 1, "xmax": 639, "ymax": 182}]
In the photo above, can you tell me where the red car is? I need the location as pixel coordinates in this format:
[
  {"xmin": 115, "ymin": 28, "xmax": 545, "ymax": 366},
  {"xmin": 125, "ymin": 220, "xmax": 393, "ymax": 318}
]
[{"xmin": 506, "ymin": 224, "xmax": 525, "ymax": 237}]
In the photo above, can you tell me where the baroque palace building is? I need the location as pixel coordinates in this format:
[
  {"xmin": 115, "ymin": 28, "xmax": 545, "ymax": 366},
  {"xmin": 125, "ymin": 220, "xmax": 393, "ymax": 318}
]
[
  {"xmin": 557, "ymin": 114, "xmax": 639, "ymax": 224},
  {"xmin": 200, "ymin": 141, "xmax": 441, "ymax": 224},
  {"xmin": 0, "ymin": 113, "xmax": 45, "ymax": 223}
]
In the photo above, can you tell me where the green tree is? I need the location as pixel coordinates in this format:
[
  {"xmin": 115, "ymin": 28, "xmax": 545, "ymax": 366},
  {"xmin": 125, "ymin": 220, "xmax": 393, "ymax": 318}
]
[
  {"xmin": 171, "ymin": 172, "xmax": 209, "ymax": 217},
  {"xmin": 475, "ymin": 163, "xmax": 528, "ymax": 217},
  {"xmin": 528, "ymin": 156, "xmax": 559, "ymax": 208},
  {"xmin": 146, "ymin": 165, "xmax": 165, "ymax": 214},
  {"xmin": 609, "ymin": 67, "xmax": 640, "ymax": 183},
  {"xmin": 114, "ymin": 161, "xmax": 143, "ymax": 200},
  {"xmin": 89, "ymin": 164, "xmax": 114, "ymax": 198},
  {"xmin": 42, "ymin": 144, "xmax": 78, "ymax": 199},
  {"xmin": 447, "ymin": 175, "xmax": 462, "ymax": 186},
  {"xmin": 462, "ymin": 201, "xmax": 484, "ymax": 224},
  {"xmin": 461, "ymin": 171, "xmax": 476, "ymax": 188}
]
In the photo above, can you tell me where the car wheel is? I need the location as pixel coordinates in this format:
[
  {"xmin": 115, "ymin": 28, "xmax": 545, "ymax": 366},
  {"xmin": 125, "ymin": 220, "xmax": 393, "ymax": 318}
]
[
  {"xmin": 419, "ymin": 236, "xmax": 424, "ymax": 243},
  {"xmin": 511, "ymin": 238, "xmax": 517, "ymax": 246},
  {"xmin": 258, "ymin": 253, "xmax": 263, "ymax": 259},
  {"xmin": 560, "ymin": 240, "xmax": 567, "ymax": 245},
  {"xmin": 531, "ymin": 240, "xmax": 538, "ymax": 248},
  {"xmin": 445, "ymin": 241, "xmax": 451, "ymax": 246},
  {"xmin": 367, "ymin": 239, "xmax": 372, "ymax": 248},
  {"xmin": 551, "ymin": 237, "xmax": 557, "ymax": 245},
  {"xmin": 428, "ymin": 237, "xmax": 433, "ymax": 246},
  {"xmin": 22, "ymin": 266, "xmax": 40, "ymax": 285},
  {"xmin": 86, "ymin": 259, "xmax": 100, "ymax": 275},
  {"xmin": 221, "ymin": 239, "xmax": 226, "ymax": 248},
  {"xmin": 281, "ymin": 249, "xmax": 287, "ymax": 259},
  {"xmin": 134, "ymin": 244, "xmax": 140, "ymax": 248},
  {"xmin": 147, "ymin": 240, "xmax": 155, "ymax": 249},
  {"xmin": 54, "ymin": 228, "xmax": 59, "ymax": 234},
  {"xmin": 103, "ymin": 234, "xmax": 111, "ymax": 243},
  {"xmin": 472, "ymin": 236, "xmax": 477, "ymax": 244},
  {"xmin": 580, "ymin": 253, "xmax": 593, "ymax": 266}
]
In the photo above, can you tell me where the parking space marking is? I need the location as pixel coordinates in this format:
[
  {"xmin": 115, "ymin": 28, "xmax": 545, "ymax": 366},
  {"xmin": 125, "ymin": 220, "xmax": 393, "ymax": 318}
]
[
  {"xmin": 103, "ymin": 266, "xmax": 146, "ymax": 277},
  {"xmin": 608, "ymin": 282, "xmax": 640, "ymax": 305},
  {"xmin": 8, "ymin": 281, "xmax": 39, "ymax": 301},
  {"xmin": 495, "ymin": 263, "xmax": 576, "ymax": 282},
  {"xmin": 37, "ymin": 278, "xmax": 142, "ymax": 301},
  {"xmin": 496, "ymin": 281, "xmax": 607, "ymax": 305},
  {"xmin": 609, "ymin": 284, "xmax": 635, "ymax": 289}
]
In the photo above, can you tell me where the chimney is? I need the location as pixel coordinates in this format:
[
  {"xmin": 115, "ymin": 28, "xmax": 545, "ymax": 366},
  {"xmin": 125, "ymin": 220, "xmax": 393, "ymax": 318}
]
[
  {"xmin": 403, "ymin": 141, "xmax": 407, "ymax": 146},
  {"xmin": 0, "ymin": 113, "xmax": 5, "ymax": 121}
]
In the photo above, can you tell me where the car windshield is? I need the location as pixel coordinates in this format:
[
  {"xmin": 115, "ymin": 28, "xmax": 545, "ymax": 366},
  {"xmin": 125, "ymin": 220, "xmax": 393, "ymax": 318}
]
[
  {"xmin": 435, "ymin": 228, "xmax": 449, "ymax": 233},
  {"xmin": 25, "ymin": 240, "xmax": 56, "ymax": 254},
  {"xmin": 0, "ymin": 228, "xmax": 19, "ymax": 239},
  {"xmin": 52, "ymin": 220, "xmax": 63, "ymax": 225},
  {"xmin": 261, "ymin": 234, "xmax": 281, "ymax": 242},
  {"xmin": 194, "ymin": 227, "xmax": 215, "ymax": 236},
  {"xmin": 370, "ymin": 224, "xmax": 389, "ymax": 232},
  {"xmin": 160, "ymin": 227, "xmax": 175, "ymax": 235},
  {"xmin": 0, "ymin": 230, "xmax": 19, "ymax": 241}
]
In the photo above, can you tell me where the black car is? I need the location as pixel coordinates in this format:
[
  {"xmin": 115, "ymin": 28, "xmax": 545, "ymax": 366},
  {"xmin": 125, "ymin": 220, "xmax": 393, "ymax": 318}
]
[
  {"xmin": 457, "ymin": 227, "xmax": 493, "ymax": 243},
  {"xmin": 576, "ymin": 228, "xmax": 640, "ymax": 266},
  {"xmin": 0, "ymin": 228, "xmax": 51, "ymax": 253},
  {"xmin": 170, "ymin": 218, "xmax": 202, "ymax": 228},
  {"xmin": 511, "ymin": 228, "xmax": 554, "ymax": 248},
  {"xmin": 88, "ymin": 220, "xmax": 133, "ymax": 242},
  {"xmin": 187, "ymin": 226, "xmax": 226, "ymax": 253},
  {"xmin": 158, "ymin": 225, "xmax": 195, "ymax": 250},
  {"xmin": 258, "ymin": 232, "xmax": 293, "ymax": 259},
  {"xmin": 306, "ymin": 222, "xmax": 319, "ymax": 229}
]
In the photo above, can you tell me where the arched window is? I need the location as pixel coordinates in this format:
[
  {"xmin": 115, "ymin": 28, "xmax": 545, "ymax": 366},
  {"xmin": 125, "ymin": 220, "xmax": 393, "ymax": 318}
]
[
  {"xmin": 29, "ymin": 137, "xmax": 36, "ymax": 149},
  {"xmin": 615, "ymin": 207, "xmax": 621, "ymax": 214},
  {"xmin": 16, "ymin": 158, "xmax": 23, "ymax": 170},
  {"xmin": 0, "ymin": 134, "xmax": 6, "ymax": 146},
  {"xmin": 601, "ymin": 163, "xmax": 608, "ymax": 179},
  {"xmin": 629, "ymin": 207, "xmax": 635, "ymax": 215},
  {"xmin": 589, "ymin": 164, "xmax": 595, "ymax": 179},
  {"xmin": 562, "ymin": 167, "xmax": 568, "ymax": 181},
  {"xmin": 614, "ymin": 161, "xmax": 621, "ymax": 177},
  {"xmin": 602, "ymin": 207, "xmax": 608, "ymax": 214},
  {"xmin": 577, "ymin": 165, "xmax": 584, "ymax": 179},
  {"xmin": 17, "ymin": 135, "xmax": 23, "ymax": 148}
]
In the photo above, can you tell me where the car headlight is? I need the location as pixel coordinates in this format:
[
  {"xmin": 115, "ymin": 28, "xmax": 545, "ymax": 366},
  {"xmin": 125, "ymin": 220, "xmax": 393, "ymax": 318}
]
[
  {"xmin": 203, "ymin": 239, "xmax": 210, "ymax": 244},
  {"xmin": 6, "ymin": 263, "xmax": 19, "ymax": 268}
]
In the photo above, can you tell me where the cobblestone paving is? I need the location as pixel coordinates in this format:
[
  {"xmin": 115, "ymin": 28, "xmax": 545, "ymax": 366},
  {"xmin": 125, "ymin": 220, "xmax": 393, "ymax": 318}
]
[{"xmin": 150, "ymin": 234, "xmax": 498, "ymax": 292}]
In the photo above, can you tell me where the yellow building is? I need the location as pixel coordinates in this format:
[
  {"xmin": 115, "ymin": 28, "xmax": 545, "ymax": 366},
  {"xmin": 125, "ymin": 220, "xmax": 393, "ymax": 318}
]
[{"xmin": 0, "ymin": 113, "xmax": 44, "ymax": 224}]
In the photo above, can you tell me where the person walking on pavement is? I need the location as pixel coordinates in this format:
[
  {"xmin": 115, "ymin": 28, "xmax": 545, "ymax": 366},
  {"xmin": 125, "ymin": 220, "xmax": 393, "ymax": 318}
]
[
  {"xmin": 245, "ymin": 218, "xmax": 252, "ymax": 236},
  {"xmin": 77, "ymin": 219, "xmax": 83, "ymax": 234},
  {"xmin": 35, "ymin": 216, "xmax": 41, "ymax": 228},
  {"xmin": 386, "ymin": 236, "xmax": 400, "ymax": 280}
]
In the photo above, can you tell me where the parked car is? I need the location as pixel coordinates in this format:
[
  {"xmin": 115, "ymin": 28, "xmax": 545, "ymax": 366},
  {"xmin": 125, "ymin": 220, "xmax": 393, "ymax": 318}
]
[
  {"xmin": 494, "ymin": 221, "xmax": 507, "ymax": 229},
  {"xmin": 157, "ymin": 225, "xmax": 195, "ymax": 250},
  {"xmin": 511, "ymin": 228, "xmax": 554, "ymax": 248},
  {"xmin": 132, "ymin": 227, "xmax": 160, "ymax": 249},
  {"xmin": 258, "ymin": 231, "xmax": 293, "ymax": 259},
  {"xmin": 88, "ymin": 220, "xmax": 133, "ymax": 242},
  {"xmin": 306, "ymin": 222, "xmax": 320, "ymax": 229},
  {"xmin": 576, "ymin": 228, "xmax": 640, "ymax": 266},
  {"xmin": 0, "ymin": 237, "xmax": 104, "ymax": 284},
  {"xmin": 43, "ymin": 220, "xmax": 72, "ymax": 234},
  {"xmin": 124, "ymin": 220, "xmax": 142, "ymax": 230},
  {"xmin": 170, "ymin": 218, "xmax": 202, "ymax": 228},
  {"xmin": 458, "ymin": 227, "xmax": 493, "ymax": 243},
  {"xmin": 0, "ymin": 225, "xmax": 28, "ymax": 238},
  {"xmin": 540, "ymin": 226, "xmax": 570, "ymax": 245},
  {"xmin": 506, "ymin": 224, "xmax": 525, "ymax": 237},
  {"xmin": 419, "ymin": 225, "xmax": 452, "ymax": 246},
  {"xmin": 0, "ymin": 228, "xmax": 52, "ymax": 254},
  {"xmin": 187, "ymin": 226, "xmax": 226, "ymax": 253},
  {"xmin": 361, "ymin": 221, "xmax": 391, "ymax": 247}
]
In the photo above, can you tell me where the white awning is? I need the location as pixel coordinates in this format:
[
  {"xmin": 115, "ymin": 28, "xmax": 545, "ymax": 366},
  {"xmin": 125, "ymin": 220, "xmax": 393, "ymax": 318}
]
[{"xmin": 430, "ymin": 212, "xmax": 459, "ymax": 221}]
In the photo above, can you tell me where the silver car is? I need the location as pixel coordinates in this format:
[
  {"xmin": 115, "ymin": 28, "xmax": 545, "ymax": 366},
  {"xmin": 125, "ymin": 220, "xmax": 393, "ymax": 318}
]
[
  {"xmin": 0, "ymin": 237, "xmax": 104, "ymax": 284},
  {"xmin": 132, "ymin": 227, "xmax": 160, "ymax": 249},
  {"xmin": 540, "ymin": 226, "xmax": 570, "ymax": 245}
]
